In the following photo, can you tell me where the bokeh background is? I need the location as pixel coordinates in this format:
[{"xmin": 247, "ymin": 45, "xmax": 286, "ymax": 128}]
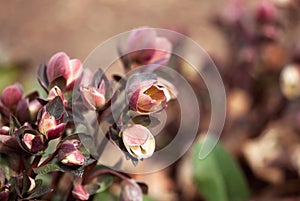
[{"xmin": 1, "ymin": 0, "xmax": 300, "ymax": 201}]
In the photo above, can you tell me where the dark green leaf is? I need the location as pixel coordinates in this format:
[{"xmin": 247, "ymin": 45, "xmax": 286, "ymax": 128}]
[
  {"xmin": 10, "ymin": 115, "xmax": 21, "ymax": 133},
  {"xmin": 34, "ymin": 157, "xmax": 95, "ymax": 177},
  {"xmin": 37, "ymin": 61, "xmax": 49, "ymax": 92},
  {"xmin": 21, "ymin": 174, "xmax": 31, "ymax": 195},
  {"xmin": 27, "ymin": 186, "xmax": 52, "ymax": 199},
  {"xmin": 33, "ymin": 163, "xmax": 61, "ymax": 175},
  {"xmin": 46, "ymin": 96, "xmax": 65, "ymax": 120},
  {"xmin": 192, "ymin": 136, "xmax": 249, "ymax": 201},
  {"xmin": 48, "ymin": 76, "xmax": 66, "ymax": 92}
]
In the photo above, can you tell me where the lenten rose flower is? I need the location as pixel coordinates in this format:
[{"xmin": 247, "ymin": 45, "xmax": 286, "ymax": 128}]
[{"xmin": 122, "ymin": 124, "xmax": 155, "ymax": 160}]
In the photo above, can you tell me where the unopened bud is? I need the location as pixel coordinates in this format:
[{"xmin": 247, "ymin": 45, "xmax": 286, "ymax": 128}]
[{"xmin": 0, "ymin": 83, "xmax": 23, "ymax": 111}]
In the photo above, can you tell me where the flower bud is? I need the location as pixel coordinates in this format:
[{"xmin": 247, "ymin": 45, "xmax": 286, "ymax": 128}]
[
  {"xmin": 127, "ymin": 27, "xmax": 172, "ymax": 67},
  {"xmin": 46, "ymin": 52, "xmax": 82, "ymax": 90},
  {"xmin": 80, "ymin": 81, "xmax": 106, "ymax": 110},
  {"xmin": 22, "ymin": 133, "xmax": 45, "ymax": 153},
  {"xmin": 120, "ymin": 179, "xmax": 143, "ymax": 201},
  {"xmin": 72, "ymin": 184, "xmax": 89, "ymax": 201},
  {"xmin": 122, "ymin": 124, "xmax": 155, "ymax": 160},
  {"xmin": 0, "ymin": 83, "xmax": 23, "ymax": 111},
  {"xmin": 58, "ymin": 140, "xmax": 85, "ymax": 166},
  {"xmin": 47, "ymin": 86, "xmax": 68, "ymax": 106},
  {"xmin": 129, "ymin": 80, "xmax": 167, "ymax": 114},
  {"xmin": 280, "ymin": 64, "xmax": 300, "ymax": 99},
  {"xmin": 38, "ymin": 111, "xmax": 66, "ymax": 140}
]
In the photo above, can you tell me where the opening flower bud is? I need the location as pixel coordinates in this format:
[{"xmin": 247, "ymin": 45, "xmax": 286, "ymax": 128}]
[
  {"xmin": 0, "ymin": 83, "xmax": 23, "ymax": 111},
  {"xmin": 80, "ymin": 81, "xmax": 106, "ymax": 110},
  {"xmin": 72, "ymin": 184, "xmax": 89, "ymax": 201},
  {"xmin": 129, "ymin": 80, "xmax": 167, "ymax": 114},
  {"xmin": 122, "ymin": 124, "xmax": 155, "ymax": 160},
  {"xmin": 47, "ymin": 86, "xmax": 68, "ymax": 106},
  {"xmin": 22, "ymin": 133, "xmax": 45, "ymax": 153},
  {"xmin": 58, "ymin": 140, "xmax": 85, "ymax": 166},
  {"xmin": 38, "ymin": 111, "xmax": 66, "ymax": 140},
  {"xmin": 46, "ymin": 52, "xmax": 82, "ymax": 90}
]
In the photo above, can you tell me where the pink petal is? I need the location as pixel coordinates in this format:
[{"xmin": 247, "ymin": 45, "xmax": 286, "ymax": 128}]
[
  {"xmin": 137, "ymin": 93, "xmax": 157, "ymax": 113},
  {"xmin": 123, "ymin": 125, "xmax": 151, "ymax": 146},
  {"xmin": 46, "ymin": 123, "xmax": 66, "ymax": 140},
  {"xmin": 67, "ymin": 59, "xmax": 83, "ymax": 90},
  {"xmin": 148, "ymin": 37, "xmax": 172, "ymax": 66},
  {"xmin": 47, "ymin": 52, "xmax": 70, "ymax": 83},
  {"xmin": 127, "ymin": 27, "xmax": 157, "ymax": 64}
]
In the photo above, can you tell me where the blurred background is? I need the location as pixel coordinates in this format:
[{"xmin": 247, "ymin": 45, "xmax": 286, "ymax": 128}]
[{"xmin": 1, "ymin": 0, "xmax": 300, "ymax": 201}]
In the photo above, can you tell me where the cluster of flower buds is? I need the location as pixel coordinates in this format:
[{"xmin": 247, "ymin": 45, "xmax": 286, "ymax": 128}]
[{"xmin": 0, "ymin": 26, "xmax": 178, "ymax": 200}]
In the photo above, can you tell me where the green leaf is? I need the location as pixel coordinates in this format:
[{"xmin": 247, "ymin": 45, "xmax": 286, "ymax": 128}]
[
  {"xmin": 33, "ymin": 163, "xmax": 61, "ymax": 175},
  {"xmin": 46, "ymin": 96, "xmax": 65, "ymax": 120},
  {"xmin": 192, "ymin": 136, "xmax": 249, "ymax": 201},
  {"xmin": 33, "ymin": 158, "xmax": 95, "ymax": 177}
]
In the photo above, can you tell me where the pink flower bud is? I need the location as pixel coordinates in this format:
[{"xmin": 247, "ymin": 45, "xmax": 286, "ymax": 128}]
[
  {"xmin": 72, "ymin": 184, "xmax": 89, "ymax": 201},
  {"xmin": 127, "ymin": 27, "xmax": 156, "ymax": 65},
  {"xmin": 38, "ymin": 111, "xmax": 66, "ymax": 140},
  {"xmin": 58, "ymin": 140, "xmax": 85, "ymax": 166},
  {"xmin": 0, "ymin": 83, "xmax": 23, "ymax": 111},
  {"xmin": 22, "ymin": 133, "xmax": 45, "ymax": 153},
  {"xmin": 129, "ymin": 80, "xmax": 167, "ymax": 114},
  {"xmin": 46, "ymin": 52, "xmax": 82, "ymax": 90},
  {"xmin": 127, "ymin": 27, "xmax": 172, "ymax": 67},
  {"xmin": 122, "ymin": 124, "xmax": 155, "ymax": 159},
  {"xmin": 120, "ymin": 179, "xmax": 143, "ymax": 201},
  {"xmin": 80, "ymin": 81, "xmax": 106, "ymax": 110},
  {"xmin": 47, "ymin": 86, "xmax": 68, "ymax": 106}
]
